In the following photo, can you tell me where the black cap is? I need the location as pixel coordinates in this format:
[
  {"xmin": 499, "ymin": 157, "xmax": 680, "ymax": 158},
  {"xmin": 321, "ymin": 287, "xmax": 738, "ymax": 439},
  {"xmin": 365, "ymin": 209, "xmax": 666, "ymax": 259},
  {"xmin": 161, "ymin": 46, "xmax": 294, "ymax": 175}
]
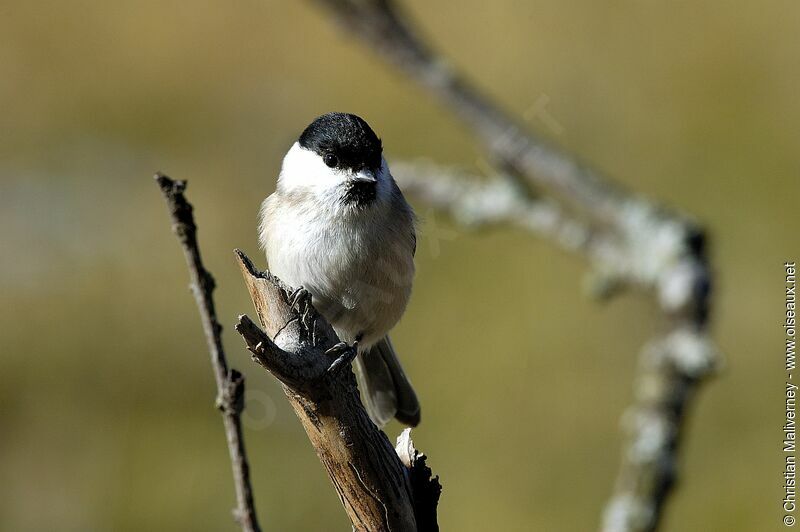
[{"xmin": 298, "ymin": 112, "xmax": 383, "ymax": 173}]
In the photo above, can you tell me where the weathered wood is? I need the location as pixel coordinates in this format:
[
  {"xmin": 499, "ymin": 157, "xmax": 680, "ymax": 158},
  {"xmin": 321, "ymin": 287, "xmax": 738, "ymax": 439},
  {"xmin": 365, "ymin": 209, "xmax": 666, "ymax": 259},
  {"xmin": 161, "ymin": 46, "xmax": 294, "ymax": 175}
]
[{"xmin": 234, "ymin": 250, "xmax": 440, "ymax": 532}]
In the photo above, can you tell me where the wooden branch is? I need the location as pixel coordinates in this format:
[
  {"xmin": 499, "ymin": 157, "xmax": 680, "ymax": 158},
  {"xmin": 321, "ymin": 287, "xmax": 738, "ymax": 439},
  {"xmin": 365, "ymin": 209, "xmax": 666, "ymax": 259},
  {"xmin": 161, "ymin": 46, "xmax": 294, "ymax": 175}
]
[
  {"xmin": 155, "ymin": 174, "xmax": 261, "ymax": 532},
  {"xmin": 308, "ymin": 3, "xmax": 720, "ymax": 531},
  {"xmin": 234, "ymin": 250, "xmax": 441, "ymax": 532}
]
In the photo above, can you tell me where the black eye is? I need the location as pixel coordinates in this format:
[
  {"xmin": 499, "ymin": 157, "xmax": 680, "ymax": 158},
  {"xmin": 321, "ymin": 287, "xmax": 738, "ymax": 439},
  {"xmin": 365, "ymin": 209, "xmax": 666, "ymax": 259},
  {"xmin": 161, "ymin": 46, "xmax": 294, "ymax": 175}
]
[{"xmin": 323, "ymin": 153, "xmax": 338, "ymax": 168}]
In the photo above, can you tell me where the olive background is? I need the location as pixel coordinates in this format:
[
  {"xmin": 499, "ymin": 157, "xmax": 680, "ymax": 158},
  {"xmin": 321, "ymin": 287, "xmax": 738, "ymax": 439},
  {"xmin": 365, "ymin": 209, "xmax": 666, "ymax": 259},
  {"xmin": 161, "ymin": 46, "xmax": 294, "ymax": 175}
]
[{"xmin": 1, "ymin": 1, "xmax": 796, "ymax": 530}]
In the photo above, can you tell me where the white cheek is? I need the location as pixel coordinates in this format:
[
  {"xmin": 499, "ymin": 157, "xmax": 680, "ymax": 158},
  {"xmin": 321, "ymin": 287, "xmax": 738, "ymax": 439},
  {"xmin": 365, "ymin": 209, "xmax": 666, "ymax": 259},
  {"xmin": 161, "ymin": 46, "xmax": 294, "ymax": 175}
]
[{"xmin": 278, "ymin": 142, "xmax": 344, "ymax": 194}]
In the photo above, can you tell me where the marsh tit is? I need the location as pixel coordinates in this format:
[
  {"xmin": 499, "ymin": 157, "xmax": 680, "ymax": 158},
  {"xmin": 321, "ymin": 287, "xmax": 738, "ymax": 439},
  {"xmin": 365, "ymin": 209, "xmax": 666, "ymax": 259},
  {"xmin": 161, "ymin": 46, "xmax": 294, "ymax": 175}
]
[{"xmin": 259, "ymin": 112, "xmax": 420, "ymax": 427}]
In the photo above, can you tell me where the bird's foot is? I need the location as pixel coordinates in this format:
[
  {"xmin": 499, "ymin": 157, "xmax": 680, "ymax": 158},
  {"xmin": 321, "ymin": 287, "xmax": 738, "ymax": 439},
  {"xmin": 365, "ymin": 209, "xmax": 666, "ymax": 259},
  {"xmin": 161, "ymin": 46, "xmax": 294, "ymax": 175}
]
[
  {"xmin": 288, "ymin": 286, "xmax": 316, "ymax": 337},
  {"xmin": 325, "ymin": 340, "xmax": 359, "ymax": 375},
  {"xmin": 288, "ymin": 286, "xmax": 311, "ymax": 309}
]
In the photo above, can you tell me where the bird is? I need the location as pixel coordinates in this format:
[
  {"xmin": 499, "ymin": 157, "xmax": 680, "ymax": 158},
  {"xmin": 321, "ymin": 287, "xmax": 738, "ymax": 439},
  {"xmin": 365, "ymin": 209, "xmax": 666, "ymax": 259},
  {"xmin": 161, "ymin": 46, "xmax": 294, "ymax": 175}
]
[{"xmin": 259, "ymin": 112, "xmax": 420, "ymax": 427}]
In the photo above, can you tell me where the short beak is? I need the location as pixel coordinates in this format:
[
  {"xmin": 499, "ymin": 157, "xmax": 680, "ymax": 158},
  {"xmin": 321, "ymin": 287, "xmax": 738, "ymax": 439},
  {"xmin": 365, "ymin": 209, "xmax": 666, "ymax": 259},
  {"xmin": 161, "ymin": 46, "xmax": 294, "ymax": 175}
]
[{"xmin": 351, "ymin": 169, "xmax": 377, "ymax": 184}]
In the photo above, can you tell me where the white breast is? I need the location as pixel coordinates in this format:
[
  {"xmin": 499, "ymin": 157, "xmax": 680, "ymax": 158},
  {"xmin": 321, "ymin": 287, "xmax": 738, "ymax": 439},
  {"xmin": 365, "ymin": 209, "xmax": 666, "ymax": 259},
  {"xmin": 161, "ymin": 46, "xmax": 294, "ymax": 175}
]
[{"xmin": 260, "ymin": 190, "xmax": 415, "ymax": 347}]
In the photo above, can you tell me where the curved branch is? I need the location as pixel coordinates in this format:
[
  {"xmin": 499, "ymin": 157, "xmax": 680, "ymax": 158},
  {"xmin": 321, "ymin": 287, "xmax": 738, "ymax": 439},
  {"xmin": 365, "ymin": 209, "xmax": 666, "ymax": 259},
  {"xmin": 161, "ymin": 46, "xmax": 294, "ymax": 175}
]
[{"xmin": 392, "ymin": 162, "xmax": 618, "ymax": 289}]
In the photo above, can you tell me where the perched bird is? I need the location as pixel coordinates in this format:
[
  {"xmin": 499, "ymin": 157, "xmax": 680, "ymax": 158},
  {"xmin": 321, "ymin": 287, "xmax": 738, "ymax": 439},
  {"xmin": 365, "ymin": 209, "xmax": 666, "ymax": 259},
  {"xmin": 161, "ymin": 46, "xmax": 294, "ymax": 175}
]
[{"xmin": 259, "ymin": 112, "xmax": 420, "ymax": 427}]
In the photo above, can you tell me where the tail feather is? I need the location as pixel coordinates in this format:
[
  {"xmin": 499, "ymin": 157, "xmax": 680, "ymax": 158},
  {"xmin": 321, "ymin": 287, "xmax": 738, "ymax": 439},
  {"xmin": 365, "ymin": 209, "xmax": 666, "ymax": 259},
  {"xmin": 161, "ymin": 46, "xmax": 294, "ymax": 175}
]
[{"xmin": 353, "ymin": 336, "xmax": 420, "ymax": 428}]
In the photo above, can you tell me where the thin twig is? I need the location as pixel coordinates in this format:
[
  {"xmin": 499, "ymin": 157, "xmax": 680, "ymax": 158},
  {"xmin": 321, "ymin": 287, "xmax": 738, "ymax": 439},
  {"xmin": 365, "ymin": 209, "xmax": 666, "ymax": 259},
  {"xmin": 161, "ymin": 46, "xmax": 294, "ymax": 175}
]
[
  {"xmin": 155, "ymin": 173, "xmax": 261, "ymax": 532},
  {"xmin": 309, "ymin": 2, "xmax": 720, "ymax": 531}
]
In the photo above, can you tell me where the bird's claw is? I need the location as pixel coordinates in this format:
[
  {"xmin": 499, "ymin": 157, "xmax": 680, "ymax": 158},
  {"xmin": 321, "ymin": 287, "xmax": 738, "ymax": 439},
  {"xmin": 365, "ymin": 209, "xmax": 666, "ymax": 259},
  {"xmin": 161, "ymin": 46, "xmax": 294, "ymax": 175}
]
[
  {"xmin": 288, "ymin": 286, "xmax": 310, "ymax": 309},
  {"xmin": 325, "ymin": 341, "xmax": 359, "ymax": 375},
  {"xmin": 325, "ymin": 342, "xmax": 349, "ymax": 356},
  {"xmin": 288, "ymin": 286, "xmax": 316, "ymax": 339}
]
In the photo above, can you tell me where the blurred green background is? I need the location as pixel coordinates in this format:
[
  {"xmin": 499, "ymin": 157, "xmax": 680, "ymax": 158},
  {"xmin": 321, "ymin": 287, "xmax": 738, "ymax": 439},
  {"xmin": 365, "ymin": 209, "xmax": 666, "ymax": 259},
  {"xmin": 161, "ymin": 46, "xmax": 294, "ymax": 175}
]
[{"xmin": 1, "ymin": 1, "xmax": 796, "ymax": 530}]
